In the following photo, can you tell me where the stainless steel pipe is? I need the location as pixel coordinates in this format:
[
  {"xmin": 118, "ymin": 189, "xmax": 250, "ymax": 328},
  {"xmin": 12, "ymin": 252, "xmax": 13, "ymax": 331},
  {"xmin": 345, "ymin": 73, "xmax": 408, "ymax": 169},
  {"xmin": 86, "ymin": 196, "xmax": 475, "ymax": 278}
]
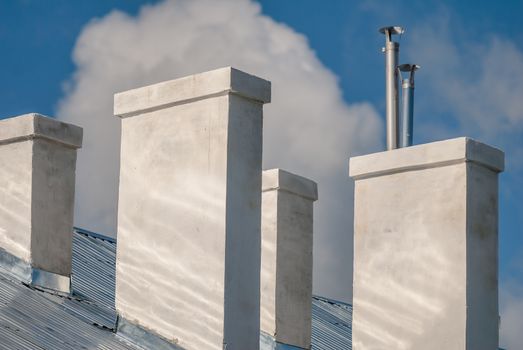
[
  {"xmin": 401, "ymin": 77, "xmax": 414, "ymax": 147},
  {"xmin": 399, "ymin": 64, "xmax": 420, "ymax": 148},
  {"xmin": 379, "ymin": 26, "xmax": 404, "ymax": 150}
]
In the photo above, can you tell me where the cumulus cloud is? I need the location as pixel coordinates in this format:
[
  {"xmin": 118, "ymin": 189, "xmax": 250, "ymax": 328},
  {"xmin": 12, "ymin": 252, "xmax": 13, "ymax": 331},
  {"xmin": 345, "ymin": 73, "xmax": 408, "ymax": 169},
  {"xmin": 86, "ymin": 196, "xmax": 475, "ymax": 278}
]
[
  {"xmin": 404, "ymin": 15, "xmax": 523, "ymax": 142},
  {"xmin": 57, "ymin": 0, "xmax": 382, "ymax": 301}
]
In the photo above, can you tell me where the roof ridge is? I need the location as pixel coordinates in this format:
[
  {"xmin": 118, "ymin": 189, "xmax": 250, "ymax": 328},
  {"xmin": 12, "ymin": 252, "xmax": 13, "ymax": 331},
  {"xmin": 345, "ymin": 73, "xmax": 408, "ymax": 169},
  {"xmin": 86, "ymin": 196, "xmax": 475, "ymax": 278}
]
[
  {"xmin": 312, "ymin": 294, "xmax": 353, "ymax": 308},
  {"xmin": 74, "ymin": 227, "xmax": 117, "ymax": 243}
]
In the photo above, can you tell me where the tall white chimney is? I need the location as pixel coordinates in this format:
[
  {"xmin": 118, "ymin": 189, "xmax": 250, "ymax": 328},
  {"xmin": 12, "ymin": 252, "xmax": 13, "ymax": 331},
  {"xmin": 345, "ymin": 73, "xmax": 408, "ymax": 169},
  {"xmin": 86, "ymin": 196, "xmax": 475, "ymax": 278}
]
[
  {"xmin": 0, "ymin": 113, "xmax": 83, "ymax": 294},
  {"xmin": 260, "ymin": 169, "xmax": 318, "ymax": 349},
  {"xmin": 349, "ymin": 137, "xmax": 503, "ymax": 350},
  {"xmin": 114, "ymin": 67, "xmax": 271, "ymax": 350}
]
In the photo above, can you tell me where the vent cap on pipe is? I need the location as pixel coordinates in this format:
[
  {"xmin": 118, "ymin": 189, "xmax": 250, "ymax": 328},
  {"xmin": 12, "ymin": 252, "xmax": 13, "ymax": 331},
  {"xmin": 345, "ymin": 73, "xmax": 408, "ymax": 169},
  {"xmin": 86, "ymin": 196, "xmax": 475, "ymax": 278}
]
[
  {"xmin": 399, "ymin": 63, "xmax": 421, "ymax": 87},
  {"xmin": 379, "ymin": 26, "xmax": 404, "ymax": 42}
]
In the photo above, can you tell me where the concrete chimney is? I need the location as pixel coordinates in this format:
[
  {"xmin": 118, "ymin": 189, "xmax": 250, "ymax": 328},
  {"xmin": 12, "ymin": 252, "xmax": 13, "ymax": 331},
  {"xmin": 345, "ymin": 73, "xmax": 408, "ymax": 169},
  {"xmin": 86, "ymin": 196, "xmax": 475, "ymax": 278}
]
[
  {"xmin": 114, "ymin": 67, "xmax": 271, "ymax": 350},
  {"xmin": 349, "ymin": 137, "xmax": 503, "ymax": 350},
  {"xmin": 260, "ymin": 169, "xmax": 318, "ymax": 349},
  {"xmin": 0, "ymin": 113, "xmax": 82, "ymax": 294}
]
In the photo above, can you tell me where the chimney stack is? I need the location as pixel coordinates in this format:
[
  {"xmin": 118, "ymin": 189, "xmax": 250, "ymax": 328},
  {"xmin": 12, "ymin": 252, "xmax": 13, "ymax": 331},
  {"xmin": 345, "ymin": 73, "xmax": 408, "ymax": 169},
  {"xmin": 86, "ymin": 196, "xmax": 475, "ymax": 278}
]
[
  {"xmin": 0, "ymin": 113, "xmax": 82, "ymax": 294},
  {"xmin": 349, "ymin": 137, "xmax": 503, "ymax": 349},
  {"xmin": 114, "ymin": 67, "xmax": 270, "ymax": 350},
  {"xmin": 260, "ymin": 169, "xmax": 318, "ymax": 349}
]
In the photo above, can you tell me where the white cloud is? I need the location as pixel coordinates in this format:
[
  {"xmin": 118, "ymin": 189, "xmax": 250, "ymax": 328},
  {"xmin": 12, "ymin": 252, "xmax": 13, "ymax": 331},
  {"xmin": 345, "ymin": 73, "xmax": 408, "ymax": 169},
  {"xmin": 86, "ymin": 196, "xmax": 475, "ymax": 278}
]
[
  {"xmin": 404, "ymin": 15, "xmax": 523, "ymax": 141},
  {"xmin": 57, "ymin": 0, "xmax": 382, "ymax": 302}
]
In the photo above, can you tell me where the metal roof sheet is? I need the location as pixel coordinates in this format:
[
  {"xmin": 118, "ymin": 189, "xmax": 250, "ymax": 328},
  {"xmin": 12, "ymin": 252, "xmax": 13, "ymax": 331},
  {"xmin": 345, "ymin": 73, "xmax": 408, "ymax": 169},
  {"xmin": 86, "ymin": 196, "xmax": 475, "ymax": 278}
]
[
  {"xmin": 0, "ymin": 272, "xmax": 138, "ymax": 349},
  {"xmin": 71, "ymin": 228, "xmax": 117, "ymax": 318},
  {"xmin": 0, "ymin": 228, "xmax": 353, "ymax": 349},
  {"xmin": 312, "ymin": 296, "xmax": 352, "ymax": 350}
]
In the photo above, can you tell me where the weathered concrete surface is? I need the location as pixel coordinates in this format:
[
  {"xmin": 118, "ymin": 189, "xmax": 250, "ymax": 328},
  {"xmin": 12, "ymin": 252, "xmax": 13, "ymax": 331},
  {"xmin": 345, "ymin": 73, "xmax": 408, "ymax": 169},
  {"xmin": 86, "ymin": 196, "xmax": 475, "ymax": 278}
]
[
  {"xmin": 0, "ymin": 113, "xmax": 82, "ymax": 277},
  {"xmin": 114, "ymin": 66, "xmax": 271, "ymax": 118},
  {"xmin": 261, "ymin": 169, "xmax": 318, "ymax": 349},
  {"xmin": 115, "ymin": 67, "xmax": 270, "ymax": 350},
  {"xmin": 349, "ymin": 137, "xmax": 503, "ymax": 350}
]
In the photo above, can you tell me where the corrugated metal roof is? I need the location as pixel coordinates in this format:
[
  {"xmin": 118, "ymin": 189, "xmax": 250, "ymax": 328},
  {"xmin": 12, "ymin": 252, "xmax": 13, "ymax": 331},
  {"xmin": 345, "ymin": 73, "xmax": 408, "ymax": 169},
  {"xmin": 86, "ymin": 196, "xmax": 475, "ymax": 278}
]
[
  {"xmin": 0, "ymin": 228, "xmax": 353, "ymax": 349},
  {"xmin": 72, "ymin": 228, "xmax": 117, "ymax": 317},
  {"xmin": 312, "ymin": 296, "xmax": 352, "ymax": 350},
  {"xmin": 0, "ymin": 271, "xmax": 138, "ymax": 349}
]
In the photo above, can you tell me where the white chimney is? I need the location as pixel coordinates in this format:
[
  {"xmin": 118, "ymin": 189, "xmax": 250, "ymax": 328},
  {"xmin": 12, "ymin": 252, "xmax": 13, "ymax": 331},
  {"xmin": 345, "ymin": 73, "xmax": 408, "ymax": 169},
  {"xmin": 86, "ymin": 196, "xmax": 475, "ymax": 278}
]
[
  {"xmin": 260, "ymin": 168, "xmax": 318, "ymax": 349},
  {"xmin": 114, "ymin": 67, "xmax": 271, "ymax": 350},
  {"xmin": 0, "ymin": 113, "xmax": 82, "ymax": 294},
  {"xmin": 349, "ymin": 137, "xmax": 503, "ymax": 350}
]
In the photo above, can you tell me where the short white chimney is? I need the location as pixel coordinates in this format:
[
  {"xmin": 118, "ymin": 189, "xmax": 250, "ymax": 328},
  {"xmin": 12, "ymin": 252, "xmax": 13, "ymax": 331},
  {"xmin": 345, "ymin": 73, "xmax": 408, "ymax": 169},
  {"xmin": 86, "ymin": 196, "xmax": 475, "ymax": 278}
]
[
  {"xmin": 349, "ymin": 137, "xmax": 503, "ymax": 350},
  {"xmin": 114, "ymin": 67, "xmax": 271, "ymax": 350},
  {"xmin": 260, "ymin": 169, "xmax": 318, "ymax": 349},
  {"xmin": 0, "ymin": 113, "xmax": 83, "ymax": 293}
]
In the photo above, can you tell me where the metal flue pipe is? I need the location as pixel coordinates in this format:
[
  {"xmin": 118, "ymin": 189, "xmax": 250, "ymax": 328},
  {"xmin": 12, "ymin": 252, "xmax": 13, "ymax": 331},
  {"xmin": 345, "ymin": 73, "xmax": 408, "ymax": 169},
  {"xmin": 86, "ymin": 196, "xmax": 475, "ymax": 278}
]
[
  {"xmin": 399, "ymin": 64, "xmax": 420, "ymax": 147},
  {"xmin": 379, "ymin": 26, "xmax": 404, "ymax": 150}
]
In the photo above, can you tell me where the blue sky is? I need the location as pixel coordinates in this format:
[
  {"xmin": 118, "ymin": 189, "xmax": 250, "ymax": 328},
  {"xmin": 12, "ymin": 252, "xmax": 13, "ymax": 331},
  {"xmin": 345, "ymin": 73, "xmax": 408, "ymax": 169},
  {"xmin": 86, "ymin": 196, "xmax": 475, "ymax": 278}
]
[
  {"xmin": 7, "ymin": 0, "xmax": 522, "ymax": 115},
  {"xmin": 1, "ymin": 0, "xmax": 522, "ymax": 346}
]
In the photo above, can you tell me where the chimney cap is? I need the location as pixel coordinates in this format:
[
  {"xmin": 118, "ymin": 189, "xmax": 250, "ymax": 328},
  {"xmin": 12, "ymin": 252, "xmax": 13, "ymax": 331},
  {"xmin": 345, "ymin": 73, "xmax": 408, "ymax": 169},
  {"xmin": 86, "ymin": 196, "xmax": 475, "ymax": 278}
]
[
  {"xmin": 262, "ymin": 168, "xmax": 318, "ymax": 201},
  {"xmin": 349, "ymin": 137, "xmax": 505, "ymax": 180},
  {"xmin": 114, "ymin": 67, "xmax": 271, "ymax": 118},
  {"xmin": 0, "ymin": 113, "xmax": 83, "ymax": 149}
]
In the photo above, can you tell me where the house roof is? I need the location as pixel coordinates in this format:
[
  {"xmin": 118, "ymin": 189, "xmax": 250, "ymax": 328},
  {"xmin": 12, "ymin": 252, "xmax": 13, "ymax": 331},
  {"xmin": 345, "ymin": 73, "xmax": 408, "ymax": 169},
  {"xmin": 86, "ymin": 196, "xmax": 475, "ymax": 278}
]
[{"xmin": 0, "ymin": 228, "xmax": 352, "ymax": 350}]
